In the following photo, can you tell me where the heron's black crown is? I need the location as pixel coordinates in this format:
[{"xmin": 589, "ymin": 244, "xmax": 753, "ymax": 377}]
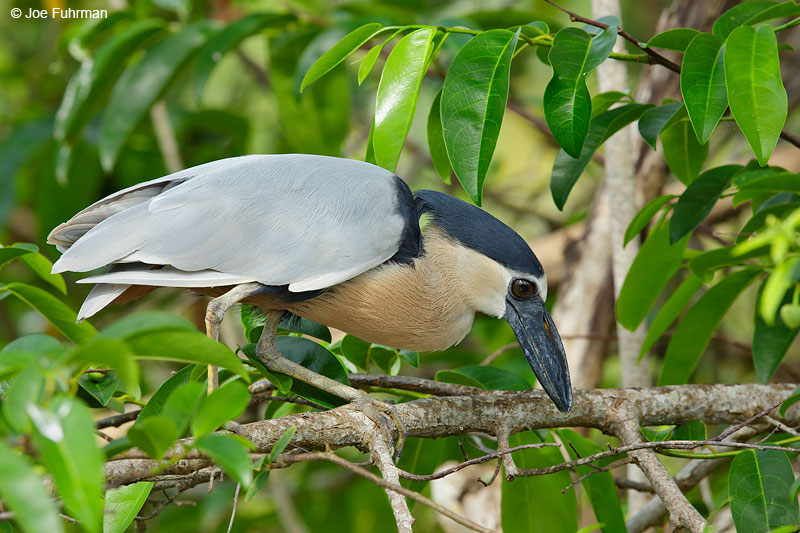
[{"xmin": 413, "ymin": 189, "xmax": 544, "ymax": 278}]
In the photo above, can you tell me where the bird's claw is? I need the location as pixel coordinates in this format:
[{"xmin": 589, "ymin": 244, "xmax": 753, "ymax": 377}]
[{"xmin": 348, "ymin": 392, "xmax": 408, "ymax": 463}]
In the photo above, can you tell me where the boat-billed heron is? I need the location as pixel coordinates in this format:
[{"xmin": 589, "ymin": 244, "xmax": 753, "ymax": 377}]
[{"xmin": 48, "ymin": 154, "xmax": 572, "ymax": 412}]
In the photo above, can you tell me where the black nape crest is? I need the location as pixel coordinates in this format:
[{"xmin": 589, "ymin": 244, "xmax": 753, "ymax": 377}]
[
  {"xmin": 388, "ymin": 176, "xmax": 424, "ymax": 264},
  {"xmin": 413, "ymin": 189, "xmax": 544, "ymax": 277}
]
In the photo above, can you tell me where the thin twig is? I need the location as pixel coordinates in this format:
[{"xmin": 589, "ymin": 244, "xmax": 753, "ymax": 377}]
[
  {"xmin": 227, "ymin": 483, "xmax": 240, "ymax": 533},
  {"xmin": 712, "ymin": 399, "xmax": 782, "ymax": 442},
  {"xmin": 97, "ymin": 409, "xmax": 142, "ymax": 429},
  {"xmin": 250, "ymin": 394, "xmax": 328, "ymax": 411},
  {"xmin": 764, "ymin": 415, "xmax": 800, "ymax": 437},
  {"xmin": 563, "ymin": 457, "xmax": 634, "ymax": 493},
  {"xmin": 397, "ymin": 443, "xmax": 559, "ymax": 481},
  {"xmin": 371, "ymin": 438, "xmax": 414, "ymax": 532}
]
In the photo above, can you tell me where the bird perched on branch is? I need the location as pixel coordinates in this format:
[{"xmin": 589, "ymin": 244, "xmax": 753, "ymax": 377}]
[{"xmin": 49, "ymin": 154, "xmax": 572, "ymax": 412}]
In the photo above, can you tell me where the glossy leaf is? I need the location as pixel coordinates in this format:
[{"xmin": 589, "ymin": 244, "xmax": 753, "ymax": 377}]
[
  {"xmin": 55, "ymin": 20, "xmax": 163, "ymax": 143},
  {"xmin": 436, "ymin": 365, "xmax": 530, "ymax": 391},
  {"xmin": 729, "ymin": 450, "xmax": 799, "ymax": 532},
  {"xmin": 193, "ymin": 12, "xmax": 294, "ymax": 100},
  {"xmin": 502, "ymin": 431, "xmax": 576, "ymax": 533},
  {"xmin": 0, "ymin": 242, "xmax": 37, "ymax": 269},
  {"xmin": 558, "ymin": 430, "xmax": 625, "ymax": 533},
  {"xmin": 195, "ymin": 434, "xmax": 253, "ymax": 488},
  {"xmin": 301, "ymin": 23, "xmax": 383, "ymax": 92},
  {"xmin": 754, "ymin": 281, "xmax": 799, "ymax": 383},
  {"xmin": 1, "ymin": 282, "xmax": 97, "ymax": 344},
  {"xmin": 358, "ymin": 43, "xmax": 384, "ymax": 85},
  {"xmin": 673, "ymin": 419, "xmax": 707, "ymax": 441},
  {"xmin": 617, "ymin": 224, "xmax": 690, "ymax": 331},
  {"xmin": 99, "ymin": 22, "xmax": 215, "ymax": 171},
  {"xmin": 101, "ymin": 310, "xmax": 196, "ymax": 339},
  {"xmin": 624, "ymin": 194, "xmax": 676, "ymax": 246},
  {"xmin": 440, "ymin": 28, "xmax": 520, "ymax": 204},
  {"xmin": 551, "ymin": 104, "xmax": 651, "ymax": 209},
  {"xmin": 69, "ymin": 337, "xmax": 140, "ymax": 398},
  {"xmin": 239, "ymin": 343, "xmax": 293, "ymax": 394},
  {"xmin": 638, "ymin": 101, "xmax": 684, "ymax": 150},
  {"xmin": 373, "ymin": 28, "xmax": 435, "ymax": 173},
  {"xmin": 427, "ymin": 89, "xmax": 451, "ymax": 182},
  {"xmin": 19, "ymin": 252, "xmax": 66, "ymax": 294},
  {"xmin": 690, "ymin": 244, "xmax": 769, "ymax": 279},
  {"xmin": 270, "ymin": 426, "xmax": 296, "ymax": 463},
  {"xmin": 646, "ymin": 28, "xmax": 701, "ymax": 51},
  {"xmin": 779, "ymin": 386, "xmax": 800, "ymax": 416},
  {"xmin": 0, "ymin": 441, "xmax": 62, "ymax": 533},
  {"xmin": 2, "ymin": 365, "xmax": 45, "ymax": 432},
  {"xmin": 659, "ymin": 269, "xmax": 760, "ymax": 385},
  {"xmin": 669, "ymin": 165, "xmax": 741, "ymax": 243},
  {"xmin": 661, "ymin": 116, "xmax": 708, "ymax": 184},
  {"xmin": 78, "ymin": 371, "xmax": 119, "ymax": 406},
  {"xmin": 29, "ymin": 397, "xmax": 104, "ymax": 533},
  {"xmin": 133, "ymin": 364, "xmax": 196, "ymax": 426},
  {"xmin": 761, "ymin": 256, "xmax": 800, "ymax": 325},
  {"xmin": 544, "ymin": 27, "xmax": 615, "ymax": 158},
  {"xmin": 103, "ymin": 482, "xmax": 153, "ymax": 533},
  {"xmin": 681, "ymin": 33, "xmax": 727, "ymax": 143},
  {"xmin": 340, "ymin": 334, "xmax": 370, "ymax": 370},
  {"xmin": 724, "ymin": 24, "xmax": 787, "ymax": 166},
  {"xmin": 591, "ymin": 91, "xmax": 631, "ymax": 118},
  {"xmin": 714, "ymin": 1, "xmax": 785, "ymax": 39},
  {"xmin": 161, "ymin": 382, "xmax": 205, "ymax": 436},
  {"xmin": 274, "ymin": 336, "xmax": 350, "ymax": 408},
  {"xmin": 191, "ymin": 380, "xmax": 251, "ymax": 436},
  {"xmin": 127, "ymin": 329, "xmax": 248, "ymax": 379},
  {"xmin": 128, "ymin": 415, "xmax": 178, "ymax": 460}
]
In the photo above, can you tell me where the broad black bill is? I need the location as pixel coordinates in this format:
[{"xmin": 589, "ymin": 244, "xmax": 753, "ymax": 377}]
[{"xmin": 504, "ymin": 296, "xmax": 572, "ymax": 412}]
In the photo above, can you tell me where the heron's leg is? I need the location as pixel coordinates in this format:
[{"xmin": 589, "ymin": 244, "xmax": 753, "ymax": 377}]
[
  {"xmin": 255, "ymin": 312, "xmax": 406, "ymax": 455},
  {"xmin": 205, "ymin": 282, "xmax": 265, "ymax": 394}
]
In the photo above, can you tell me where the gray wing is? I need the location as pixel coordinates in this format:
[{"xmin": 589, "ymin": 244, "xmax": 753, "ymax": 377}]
[{"xmin": 51, "ymin": 154, "xmax": 408, "ymax": 294}]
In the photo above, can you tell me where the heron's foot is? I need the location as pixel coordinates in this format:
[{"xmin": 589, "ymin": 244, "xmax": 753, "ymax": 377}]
[{"xmin": 347, "ymin": 392, "xmax": 408, "ymax": 462}]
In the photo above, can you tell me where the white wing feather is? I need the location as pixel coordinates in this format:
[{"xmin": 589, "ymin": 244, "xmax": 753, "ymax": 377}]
[{"xmin": 51, "ymin": 154, "xmax": 407, "ymax": 294}]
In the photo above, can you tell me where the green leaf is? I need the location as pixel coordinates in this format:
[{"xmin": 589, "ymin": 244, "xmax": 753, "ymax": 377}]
[
  {"xmin": 0, "ymin": 441, "xmax": 63, "ymax": 533},
  {"xmin": 502, "ymin": 431, "xmax": 577, "ymax": 533},
  {"xmin": 274, "ymin": 336, "xmax": 350, "ymax": 408},
  {"xmin": 340, "ymin": 334, "xmax": 370, "ymax": 370},
  {"xmin": 1, "ymin": 282, "xmax": 97, "ymax": 344},
  {"xmin": 55, "ymin": 20, "xmax": 164, "ymax": 143},
  {"xmin": 127, "ymin": 329, "xmax": 248, "ymax": 379},
  {"xmin": 367, "ymin": 345, "xmax": 399, "ymax": 374},
  {"xmin": 19, "ymin": 252, "xmax": 66, "ymax": 294},
  {"xmin": 300, "ymin": 23, "xmax": 383, "ymax": 92},
  {"xmin": 2, "ymin": 365, "xmax": 45, "ymax": 432},
  {"xmin": 681, "ymin": 33, "xmax": 727, "ymax": 143},
  {"xmin": 358, "ymin": 43, "xmax": 384, "ymax": 85},
  {"xmin": 441, "ymin": 28, "xmax": 519, "ymax": 204},
  {"xmin": 193, "ymin": 13, "xmax": 294, "ymax": 100},
  {"xmin": 103, "ymin": 482, "xmax": 153, "ymax": 533},
  {"xmin": 68, "ymin": 337, "xmax": 140, "ymax": 398},
  {"xmin": 427, "ymin": 89, "xmax": 451, "ymax": 183},
  {"xmin": 0, "ymin": 243, "xmax": 37, "ymax": 269},
  {"xmin": 127, "ymin": 415, "xmax": 178, "ymax": 460},
  {"xmin": 724, "ymin": 24, "xmax": 787, "ymax": 166},
  {"xmin": 133, "ymin": 364, "xmax": 196, "ymax": 426},
  {"xmin": 624, "ymin": 194, "xmax": 676, "ymax": 246},
  {"xmin": 544, "ymin": 27, "xmax": 614, "ymax": 158},
  {"xmin": 99, "ymin": 22, "xmax": 215, "ymax": 171},
  {"xmin": 730, "ymin": 449, "xmax": 799, "ymax": 532},
  {"xmin": 673, "ymin": 419, "xmax": 707, "ymax": 441},
  {"xmin": 279, "ymin": 315, "xmax": 331, "ymax": 343},
  {"xmin": 551, "ymin": 104, "xmax": 652, "ymax": 209},
  {"xmin": 637, "ymin": 101, "xmax": 684, "ymax": 150},
  {"xmin": 100, "ymin": 310, "xmax": 196, "ymax": 339},
  {"xmin": 191, "ymin": 380, "xmax": 250, "ymax": 436},
  {"xmin": 761, "ymin": 256, "xmax": 800, "ymax": 325},
  {"xmin": 690, "ymin": 244, "xmax": 769, "ymax": 279},
  {"xmin": 659, "ymin": 269, "xmax": 760, "ymax": 385},
  {"xmin": 779, "ymin": 386, "xmax": 800, "ymax": 416},
  {"xmin": 646, "ymin": 28, "xmax": 701, "ymax": 52},
  {"xmin": 669, "ymin": 165, "xmax": 742, "ymax": 243},
  {"xmin": 436, "ymin": 365, "xmax": 530, "ymax": 391},
  {"xmin": 161, "ymin": 382, "xmax": 205, "ymax": 436},
  {"xmin": 398, "ymin": 349, "xmax": 419, "ymax": 368},
  {"xmin": 754, "ymin": 280, "xmax": 800, "ymax": 382},
  {"xmin": 591, "ymin": 91, "xmax": 631, "ymax": 118},
  {"xmin": 661, "ymin": 116, "xmax": 708, "ymax": 184},
  {"xmin": 195, "ymin": 434, "xmax": 253, "ymax": 488},
  {"xmin": 78, "ymin": 371, "xmax": 119, "ymax": 407},
  {"xmin": 373, "ymin": 28, "xmax": 435, "ymax": 173},
  {"xmin": 617, "ymin": 224, "xmax": 690, "ymax": 330},
  {"xmin": 714, "ymin": 1, "xmax": 784, "ymax": 39},
  {"xmin": 245, "ymin": 470, "xmax": 270, "ymax": 502},
  {"xmin": 239, "ymin": 343, "xmax": 293, "ymax": 394},
  {"xmin": 29, "ymin": 397, "xmax": 104, "ymax": 533},
  {"xmin": 270, "ymin": 426, "xmax": 296, "ymax": 463},
  {"xmin": 558, "ymin": 429, "xmax": 625, "ymax": 533}
]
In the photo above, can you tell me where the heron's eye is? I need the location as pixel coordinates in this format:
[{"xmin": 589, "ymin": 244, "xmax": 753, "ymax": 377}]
[{"xmin": 511, "ymin": 279, "xmax": 536, "ymax": 299}]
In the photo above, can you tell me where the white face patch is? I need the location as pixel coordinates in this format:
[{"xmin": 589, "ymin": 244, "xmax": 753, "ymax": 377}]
[{"xmin": 508, "ymin": 268, "xmax": 548, "ymax": 301}]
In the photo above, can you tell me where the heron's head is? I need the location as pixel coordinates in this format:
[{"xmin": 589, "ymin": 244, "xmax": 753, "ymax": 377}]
[{"xmin": 416, "ymin": 190, "xmax": 572, "ymax": 412}]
